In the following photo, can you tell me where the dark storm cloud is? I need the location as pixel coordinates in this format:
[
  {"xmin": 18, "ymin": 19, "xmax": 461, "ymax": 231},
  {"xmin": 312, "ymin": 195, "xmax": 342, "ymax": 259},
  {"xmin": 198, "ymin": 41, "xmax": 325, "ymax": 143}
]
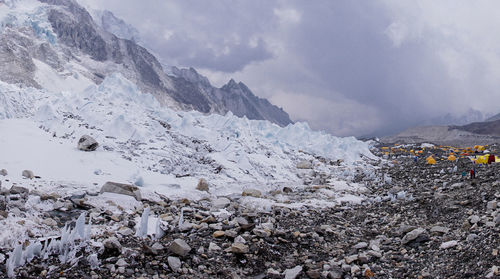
[
  {"xmin": 81, "ymin": 0, "xmax": 276, "ymax": 72},
  {"xmin": 79, "ymin": 0, "xmax": 500, "ymax": 136}
]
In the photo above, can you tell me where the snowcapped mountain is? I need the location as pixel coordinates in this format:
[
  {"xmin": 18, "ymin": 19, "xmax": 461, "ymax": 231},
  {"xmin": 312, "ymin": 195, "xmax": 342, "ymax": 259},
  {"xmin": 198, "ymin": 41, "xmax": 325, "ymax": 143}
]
[
  {"xmin": 0, "ymin": 0, "xmax": 292, "ymax": 126},
  {"xmin": 486, "ymin": 112, "xmax": 500, "ymax": 122},
  {"xmin": 423, "ymin": 108, "xmax": 491, "ymax": 126}
]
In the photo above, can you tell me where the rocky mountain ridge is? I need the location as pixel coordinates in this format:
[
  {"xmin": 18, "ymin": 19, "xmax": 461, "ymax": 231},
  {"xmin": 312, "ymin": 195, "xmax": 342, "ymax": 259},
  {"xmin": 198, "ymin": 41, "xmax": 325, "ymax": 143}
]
[
  {"xmin": 0, "ymin": 0, "xmax": 292, "ymax": 126},
  {"xmin": 382, "ymin": 119, "xmax": 500, "ymax": 146}
]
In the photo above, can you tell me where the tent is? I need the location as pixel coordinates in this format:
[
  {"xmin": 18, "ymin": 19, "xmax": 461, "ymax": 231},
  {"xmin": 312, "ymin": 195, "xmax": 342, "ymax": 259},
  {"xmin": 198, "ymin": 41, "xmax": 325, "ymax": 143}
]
[
  {"xmin": 448, "ymin": 154, "xmax": 457, "ymax": 161},
  {"xmin": 426, "ymin": 156, "xmax": 436, "ymax": 165},
  {"xmin": 474, "ymin": 145, "xmax": 486, "ymax": 151},
  {"xmin": 477, "ymin": 155, "xmax": 488, "ymax": 164}
]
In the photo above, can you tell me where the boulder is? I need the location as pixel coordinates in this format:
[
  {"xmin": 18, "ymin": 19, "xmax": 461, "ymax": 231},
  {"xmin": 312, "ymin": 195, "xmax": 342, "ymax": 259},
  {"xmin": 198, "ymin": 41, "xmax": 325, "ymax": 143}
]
[
  {"xmin": 212, "ymin": 197, "xmax": 231, "ymax": 208},
  {"xmin": 9, "ymin": 186, "xmax": 29, "ymax": 195},
  {"xmin": 167, "ymin": 256, "xmax": 182, "ymax": 272},
  {"xmin": 296, "ymin": 160, "xmax": 313, "ymax": 169},
  {"xmin": 439, "ymin": 240, "xmax": 458, "ymax": 249},
  {"xmin": 196, "ymin": 178, "xmax": 209, "ymax": 192},
  {"xmin": 401, "ymin": 228, "xmax": 426, "ymax": 245},
  {"xmin": 169, "ymin": 239, "xmax": 191, "ymax": 257},
  {"xmin": 231, "ymin": 243, "xmax": 249, "ymax": 254},
  {"xmin": 22, "ymin": 170, "xmax": 34, "ymax": 179},
  {"xmin": 284, "ymin": 265, "xmax": 303, "ymax": 279},
  {"xmin": 77, "ymin": 135, "xmax": 99, "ymax": 151},
  {"xmin": 103, "ymin": 237, "xmax": 122, "ymax": 255},
  {"xmin": 100, "ymin": 181, "xmax": 142, "ymax": 201},
  {"xmin": 242, "ymin": 188, "xmax": 262, "ymax": 198},
  {"xmin": 0, "ymin": 169, "xmax": 7, "ymax": 176}
]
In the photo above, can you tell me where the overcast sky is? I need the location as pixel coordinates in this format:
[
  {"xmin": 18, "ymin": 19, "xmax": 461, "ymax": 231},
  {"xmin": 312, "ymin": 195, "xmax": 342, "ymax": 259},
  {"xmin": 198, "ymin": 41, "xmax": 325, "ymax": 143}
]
[{"xmin": 79, "ymin": 0, "xmax": 500, "ymax": 137}]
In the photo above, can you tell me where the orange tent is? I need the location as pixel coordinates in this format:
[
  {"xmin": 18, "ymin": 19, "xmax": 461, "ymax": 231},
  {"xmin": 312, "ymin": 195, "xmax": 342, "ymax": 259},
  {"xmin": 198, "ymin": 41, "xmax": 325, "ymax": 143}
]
[{"xmin": 426, "ymin": 156, "xmax": 436, "ymax": 165}]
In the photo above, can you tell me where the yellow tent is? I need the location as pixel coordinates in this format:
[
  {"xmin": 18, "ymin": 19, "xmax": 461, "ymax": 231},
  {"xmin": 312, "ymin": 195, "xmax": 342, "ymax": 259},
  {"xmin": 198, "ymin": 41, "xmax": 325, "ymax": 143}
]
[
  {"xmin": 426, "ymin": 156, "xmax": 436, "ymax": 165},
  {"xmin": 477, "ymin": 155, "xmax": 488, "ymax": 164},
  {"xmin": 381, "ymin": 147, "xmax": 389, "ymax": 150},
  {"xmin": 496, "ymin": 157, "xmax": 500, "ymax": 163},
  {"xmin": 448, "ymin": 154, "xmax": 457, "ymax": 161}
]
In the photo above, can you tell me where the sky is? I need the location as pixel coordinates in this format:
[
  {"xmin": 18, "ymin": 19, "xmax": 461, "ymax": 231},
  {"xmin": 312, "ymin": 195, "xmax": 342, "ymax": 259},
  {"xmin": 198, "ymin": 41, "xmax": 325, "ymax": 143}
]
[{"xmin": 78, "ymin": 0, "xmax": 500, "ymax": 137}]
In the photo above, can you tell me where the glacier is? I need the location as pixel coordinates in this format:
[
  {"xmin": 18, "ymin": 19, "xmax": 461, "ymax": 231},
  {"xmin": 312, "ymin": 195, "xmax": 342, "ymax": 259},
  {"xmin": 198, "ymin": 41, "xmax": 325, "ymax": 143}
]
[{"xmin": 0, "ymin": 73, "xmax": 374, "ymax": 199}]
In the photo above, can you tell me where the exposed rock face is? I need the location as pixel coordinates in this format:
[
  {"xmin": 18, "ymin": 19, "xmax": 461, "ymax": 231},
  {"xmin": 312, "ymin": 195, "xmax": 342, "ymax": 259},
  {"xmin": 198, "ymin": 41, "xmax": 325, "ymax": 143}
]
[
  {"xmin": 77, "ymin": 135, "xmax": 98, "ymax": 151},
  {"xmin": 100, "ymin": 181, "xmax": 142, "ymax": 200},
  {"xmin": 0, "ymin": 0, "xmax": 292, "ymax": 127},
  {"xmin": 382, "ymin": 125, "xmax": 500, "ymax": 147},
  {"xmin": 169, "ymin": 67, "xmax": 293, "ymax": 126}
]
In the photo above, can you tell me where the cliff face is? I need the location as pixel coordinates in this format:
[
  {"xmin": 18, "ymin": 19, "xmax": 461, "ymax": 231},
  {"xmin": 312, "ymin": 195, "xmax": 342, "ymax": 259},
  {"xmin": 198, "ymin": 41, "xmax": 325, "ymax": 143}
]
[
  {"xmin": 170, "ymin": 67, "xmax": 293, "ymax": 126},
  {"xmin": 0, "ymin": 0, "xmax": 293, "ymax": 126}
]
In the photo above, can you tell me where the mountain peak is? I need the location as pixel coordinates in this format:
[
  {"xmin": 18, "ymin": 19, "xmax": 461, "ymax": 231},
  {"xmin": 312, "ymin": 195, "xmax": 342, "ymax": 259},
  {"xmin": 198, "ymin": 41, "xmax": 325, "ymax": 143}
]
[{"xmin": 227, "ymin": 78, "xmax": 239, "ymax": 88}]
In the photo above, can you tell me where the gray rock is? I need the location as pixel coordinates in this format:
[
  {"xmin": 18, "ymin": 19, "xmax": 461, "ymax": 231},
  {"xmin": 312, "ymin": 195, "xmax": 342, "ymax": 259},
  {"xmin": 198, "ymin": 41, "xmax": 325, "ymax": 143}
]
[
  {"xmin": 284, "ymin": 265, "xmax": 303, "ymax": 279},
  {"xmin": 212, "ymin": 197, "xmax": 231, "ymax": 208},
  {"xmin": 0, "ymin": 169, "xmax": 7, "ymax": 176},
  {"xmin": 234, "ymin": 217, "xmax": 248, "ymax": 226},
  {"xmin": 42, "ymin": 218, "xmax": 58, "ymax": 227},
  {"xmin": 22, "ymin": 170, "xmax": 34, "ymax": 179},
  {"xmin": 367, "ymin": 250, "xmax": 382, "ymax": 258},
  {"xmin": 117, "ymin": 227, "xmax": 134, "ymax": 236},
  {"xmin": 78, "ymin": 135, "xmax": 99, "ymax": 151},
  {"xmin": 439, "ymin": 240, "xmax": 458, "ymax": 249},
  {"xmin": 115, "ymin": 259, "xmax": 128, "ymax": 267},
  {"xmin": 103, "ymin": 237, "xmax": 122, "ymax": 252},
  {"xmin": 242, "ymin": 189, "xmax": 262, "ymax": 198},
  {"xmin": 353, "ymin": 242, "xmax": 368, "ymax": 249},
  {"xmin": 234, "ymin": 235, "xmax": 246, "ymax": 244},
  {"xmin": 487, "ymin": 201, "xmax": 497, "ymax": 210},
  {"xmin": 196, "ymin": 178, "xmax": 209, "ymax": 192},
  {"xmin": 167, "ymin": 256, "xmax": 182, "ymax": 272},
  {"xmin": 100, "ymin": 181, "xmax": 142, "ymax": 200},
  {"xmin": 9, "ymin": 186, "xmax": 29, "ymax": 195},
  {"xmin": 253, "ymin": 228, "xmax": 271, "ymax": 238},
  {"xmin": 401, "ymin": 228, "xmax": 426, "ymax": 245},
  {"xmin": 231, "ymin": 243, "xmax": 249, "ymax": 254},
  {"xmin": 494, "ymin": 214, "xmax": 500, "ymax": 225},
  {"xmin": 328, "ymin": 268, "xmax": 343, "ymax": 279},
  {"xmin": 169, "ymin": 239, "xmax": 191, "ymax": 257},
  {"xmin": 469, "ymin": 215, "xmax": 480, "ymax": 224},
  {"xmin": 151, "ymin": 242, "xmax": 165, "ymax": 252},
  {"xmin": 344, "ymin": 254, "xmax": 358, "ymax": 264},
  {"xmin": 430, "ymin": 226, "xmax": 450, "ymax": 234},
  {"xmin": 208, "ymin": 242, "xmax": 221, "ymax": 252},
  {"xmin": 296, "ymin": 160, "xmax": 313, "ymax": 169},
  {"xmin": 350, "ymin": 265, "xmax": 361, "ymax": 274}
]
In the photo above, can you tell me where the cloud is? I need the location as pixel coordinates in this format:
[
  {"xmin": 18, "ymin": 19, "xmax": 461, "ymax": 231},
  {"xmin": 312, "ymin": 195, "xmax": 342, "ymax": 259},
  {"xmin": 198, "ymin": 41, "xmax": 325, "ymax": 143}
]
[
  {"xmin": 80, "ymin": 0, "xmax": 277, "ymax": 72},
  {"xmin": 79, "ymin": 0, "xmax": 500, "ymax": 137}
]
